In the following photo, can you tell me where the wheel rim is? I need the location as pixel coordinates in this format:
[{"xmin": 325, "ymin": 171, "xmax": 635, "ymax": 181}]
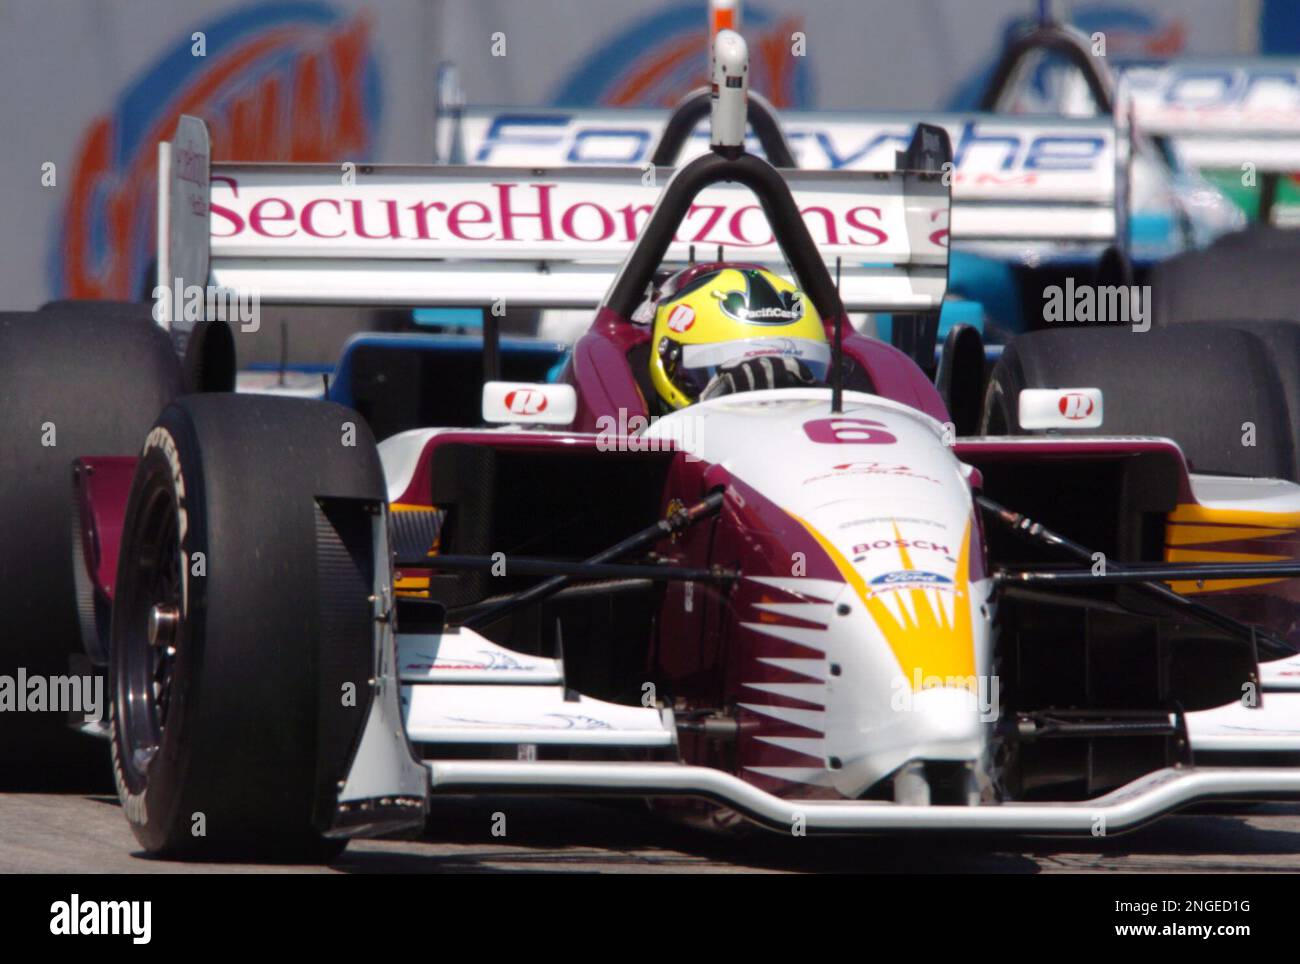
[{"xmin": 117, "ymin": 469, "xmax": 184, "ymax": 787}]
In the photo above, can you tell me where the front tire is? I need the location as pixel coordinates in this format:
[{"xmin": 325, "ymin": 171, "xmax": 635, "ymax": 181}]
[{"xmin": 110, "ymin": 394, "xmax": 386, "ymax": 860}]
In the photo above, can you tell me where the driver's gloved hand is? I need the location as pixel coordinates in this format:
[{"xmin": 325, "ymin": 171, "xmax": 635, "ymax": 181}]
[{"xmin": 699, "ymin": 356, "xmax": 817, "ymax": 401}]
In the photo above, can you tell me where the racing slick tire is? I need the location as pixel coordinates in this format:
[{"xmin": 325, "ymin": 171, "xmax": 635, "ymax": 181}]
[
  {"xmin": 1149, "ymin": 226, "xmax": 1300, "ymax": 327},
  {"xmin": 0, "ymin": 306, "xmax": 183, "ymax": 786},
  {"xmin": 110, "ymin": 394, "xmax": 385, "ymax": 860},
  {"xmin": 981, "ymin": 325, "xmax": 1298, "ymax": 481}
]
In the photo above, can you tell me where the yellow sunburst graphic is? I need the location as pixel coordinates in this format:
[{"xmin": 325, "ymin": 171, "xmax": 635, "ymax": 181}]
[{"xmin": 794, "ymin": 517, "xmax": 976, "ymax": 690}]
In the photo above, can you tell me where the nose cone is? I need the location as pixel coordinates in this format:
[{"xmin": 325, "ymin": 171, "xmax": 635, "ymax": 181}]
[
  {"xmin": 901, "ymin": 685, "xmax": 986, "ymax": 754},
  {"xmin": 824, "ymin": 681, "xmax": 990, "ymax": 799},
  {"xmin": 820, "ymin": 580, "xmax": 994, "ymax": 799}
]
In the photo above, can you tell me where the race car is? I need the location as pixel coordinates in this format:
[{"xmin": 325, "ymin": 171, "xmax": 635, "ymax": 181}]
[
  {"xmin": 4, "ymin": 31, "xmax": 1300, "ymax": 860},
  {"xmin": 990, "ymin": 14, "xmax": 1300, "ymax": 230},
  {"xmin": 434, "ymin": 7, "xmax": 1296, "ymax": 362},
  {"xmin": 972, "ymin": 16, "xmax": 1300, "ymax": 480},
  {"xmin": 434, "ymin": 31, "xmax": 1131, "ymax": 355}
]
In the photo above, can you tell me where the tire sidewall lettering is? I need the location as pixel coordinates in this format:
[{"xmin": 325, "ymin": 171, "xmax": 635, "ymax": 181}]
[{"xmin": 142, "ymin": 426, "xmax": 191, "ymax": 618}]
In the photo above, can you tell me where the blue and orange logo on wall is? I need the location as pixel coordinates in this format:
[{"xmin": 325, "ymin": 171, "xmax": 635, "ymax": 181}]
[
  {"xmin": 553, "ymin": 4, "xmax": 811, "ymax": 109},
  {"xmin": 53, "ymin": 2, "xmax": 381, "ymax": 300}
]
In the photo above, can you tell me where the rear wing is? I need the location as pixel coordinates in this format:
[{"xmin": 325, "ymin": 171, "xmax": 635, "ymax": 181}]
[
  {"xmin": 1119, "ymin": 60, "xmax": 1300, "ymax": 174},
  {"xmin": 446, "ymin": 107, "xmax": 1117, "ymax": 253},
  {"xmin": 158, "ymin": 114, "xmax": 949, "ymax": 319}
]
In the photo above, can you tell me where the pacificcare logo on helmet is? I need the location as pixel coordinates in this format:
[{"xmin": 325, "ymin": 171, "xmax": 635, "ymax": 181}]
[{"xmin": 714, "ymin": 270, "xmax": 804, "ymax": 325}]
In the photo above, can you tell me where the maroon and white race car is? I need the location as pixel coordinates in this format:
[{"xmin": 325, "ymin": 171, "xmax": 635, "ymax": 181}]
[{"xmin": 4, "ymin": 31, "xmax": 1300, "ymax": 860}]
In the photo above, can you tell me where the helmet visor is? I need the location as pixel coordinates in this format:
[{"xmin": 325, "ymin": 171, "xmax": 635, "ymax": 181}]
[{"xmin": 663, "ymin": 336, "xmax": 831, "ymax": 402}]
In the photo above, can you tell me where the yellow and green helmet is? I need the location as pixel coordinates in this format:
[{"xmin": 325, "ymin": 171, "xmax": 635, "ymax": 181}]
[{"xmin": 648, "ymin": 265, "xmax": 829, "ymax": 410}]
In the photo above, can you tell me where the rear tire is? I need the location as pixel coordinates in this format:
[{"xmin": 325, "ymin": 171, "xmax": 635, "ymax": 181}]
[
  {"xmin": 0, "ymin": 306, "xmax": 182, "ymax": 786},
  {"xmin": 110, "ymin": 394, "xmax": 385, "ymax": 860},
  {"xmin": 1150, "ymin": 226, "xmax": 1300, "ymax": 327},
  {"xmin": 982, "ymin": 325, "xmax": 1298, "ymax": 480}
]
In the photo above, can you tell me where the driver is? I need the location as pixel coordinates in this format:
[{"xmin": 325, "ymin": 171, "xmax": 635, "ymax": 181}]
[{"xmin": 647, "ymin": 264, "xmax": 830, "ymax": 411}]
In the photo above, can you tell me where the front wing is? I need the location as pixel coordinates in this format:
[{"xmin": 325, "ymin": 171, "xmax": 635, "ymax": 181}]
[{"xmin": 335, "ymin": 572, "xmax": 1300, "ymax": 837}]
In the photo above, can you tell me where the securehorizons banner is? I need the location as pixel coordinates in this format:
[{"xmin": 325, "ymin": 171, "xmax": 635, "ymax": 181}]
[{"xmin": 207, "ymin": 166, "xmax": 950, "ymax": 264}]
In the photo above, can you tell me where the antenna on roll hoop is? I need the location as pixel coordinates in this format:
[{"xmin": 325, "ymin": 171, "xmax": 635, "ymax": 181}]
[
  {"xmin": 709, "ymin": 28, "xmax": 748, "ymax": 159},
  {"xmin": 432, "ymin": 62, "xmax": 465, "ymax": 165},
  {"xmin": 710, "ymin": 0, "xmax": 741, "ymax": 43},
  {"xmin": 832, "ymin": 257, "xmax": 843, "ymax": 414},
  {"xmin": 708, "ymin": 26, "xmax": 847, "ymax": 414}
]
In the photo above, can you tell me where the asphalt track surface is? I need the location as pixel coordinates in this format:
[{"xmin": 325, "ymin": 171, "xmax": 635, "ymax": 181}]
[{"xmin": 2, "ymin": 789, "xmax": 1299, "ymax": 873}]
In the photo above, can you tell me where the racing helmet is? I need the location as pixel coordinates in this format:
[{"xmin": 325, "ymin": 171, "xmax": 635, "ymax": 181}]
[{"xmin": 648, "ymin": 264, "xmax": 829, "ymax": 410}]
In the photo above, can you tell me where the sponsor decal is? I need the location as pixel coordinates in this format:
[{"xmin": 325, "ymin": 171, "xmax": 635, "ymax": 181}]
[
  {"xmin": 666, "ymin": 303, "xmax": 695, "ymax": 332},
  {"xmin": 446, "ymin": 714, "xmax": 613, "ymax": 731},
  {"xmin": 505, "ymin": 388, "xmax": 548, "ymax": 415},
  {"xmin": 474, "ymin": 114, "xmax": 1107, "ymax": 179},
  {"xmin": 678, "ymin": 335, "xmax": 830, "ymax": 371},
  {"xmin": 209, "ymin": 178, "xmax": 903, "ymax": 250},
  {"xmin": 714, "ymin": 270, "xmax": 804, "ymax": 324},
  {"xmin": 54, "ymin": 3, "xmax": 381, "ymax": 299},
  {"xmin": 406, "ymin": 650, "xmax": 530, "ymax": 672},
  {"xmin": 794, "ymin": 516, "xmax": 977, "ymax": 684},
  {"xmin": 1127, "ymin": 64, "xmax": 1300, "ymax": 116},
  {"xmin": 802, "ymin": 461, "xmax": 939, "ymax": 485},
  {"xmin": 1058, "ymin": 391, "xmax": 1095, "ymax": 420},
  {"xmin": 946, "ymin": 121, "xmax": 1107, "ymax": 172},
  {"xmin": 852, "ymin": 538, "xmax": 951, "ymax": 556},
  {"xmin": 868, "ymin": 569, "xmax": 958, "ymax": 596}
]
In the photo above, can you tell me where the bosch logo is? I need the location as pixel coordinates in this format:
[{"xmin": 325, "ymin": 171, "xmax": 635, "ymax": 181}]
[
  {"xmin": 505, "ymin": 389, "xmax": 548, "ymax": 415},
  {"xmin": 852, "ymin": 538, "xmax": 951, "ymax": 556},
  {"xmin": 1058, "ymin": 393, "xmax": 1095, "ymax": 420}
]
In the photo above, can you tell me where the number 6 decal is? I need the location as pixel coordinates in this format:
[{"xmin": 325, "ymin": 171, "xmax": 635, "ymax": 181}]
[{"xmin": 803, "ymin": 417, "xmax": 898, "ymax": 445}]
